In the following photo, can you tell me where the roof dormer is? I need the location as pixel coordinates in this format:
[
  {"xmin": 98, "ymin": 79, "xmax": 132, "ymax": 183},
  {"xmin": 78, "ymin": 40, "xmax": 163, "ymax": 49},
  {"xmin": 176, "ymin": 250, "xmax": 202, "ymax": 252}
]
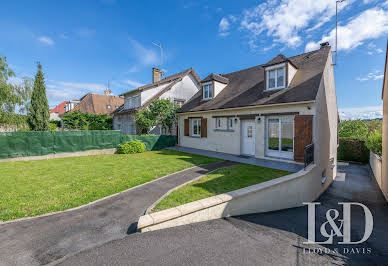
[
  {"xmin": 263, "ymin": 54, "xmax": 298, "ymax": 91},
  {"xmin": 200, "ymin": 73, "xmax": 229, "ymax": 100}
]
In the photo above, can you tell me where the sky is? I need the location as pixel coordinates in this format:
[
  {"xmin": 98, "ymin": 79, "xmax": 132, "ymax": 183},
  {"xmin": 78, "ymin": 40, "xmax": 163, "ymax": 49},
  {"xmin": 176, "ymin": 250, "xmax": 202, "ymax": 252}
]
[{"xmin": 1, "ymin": 0, "xmax": 387, "ymax": 120}]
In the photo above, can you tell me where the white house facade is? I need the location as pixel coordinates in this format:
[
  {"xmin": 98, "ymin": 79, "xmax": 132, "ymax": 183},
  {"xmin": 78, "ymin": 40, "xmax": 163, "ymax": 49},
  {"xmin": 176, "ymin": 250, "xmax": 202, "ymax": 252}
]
[
  {"xmin": 177, "ymin": 44, "xmax": 338, "ymax": 183},
  {"xmin": 113, "ymin": 68, "xmax": 201, "ymax": 135}
]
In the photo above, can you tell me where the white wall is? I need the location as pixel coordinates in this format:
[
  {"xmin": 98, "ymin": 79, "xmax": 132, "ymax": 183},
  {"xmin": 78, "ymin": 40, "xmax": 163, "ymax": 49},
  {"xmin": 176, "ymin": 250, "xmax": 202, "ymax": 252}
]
[
  {"xmin": 370, "ymin": 151, "xmax": 383, "ymax": 190},
  {"xmin": 287, "ymin": 62, "xmax": 297, "ymax": 86},
  {"xmin": 178, "ymin": 103, "xmax": 315, "ymax": 157},
  {"xmin": 160, "ymin": 73, "xmax": 200, "ymax": 103},
  {"xmin": 382, "ymin": 59, "xmax": 388, "ymax": 201},
  {"xmin": 214, "ymin": 81, "xmax": 227, "ymax": 97}
]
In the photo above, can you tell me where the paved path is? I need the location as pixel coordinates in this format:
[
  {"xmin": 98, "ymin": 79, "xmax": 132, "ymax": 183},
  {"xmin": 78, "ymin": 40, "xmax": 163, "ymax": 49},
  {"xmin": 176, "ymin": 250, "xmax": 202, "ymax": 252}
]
[
  {"xmin": 57, "ymin": 163, "xmax": 388, "ymax": 266},
  {"xmin": 169, "ymin": 146, "xmax": 303, "ymax": 172},
  {"xmin": 0, "ymin": 161, "xmax": 237, "ymax": 266}
]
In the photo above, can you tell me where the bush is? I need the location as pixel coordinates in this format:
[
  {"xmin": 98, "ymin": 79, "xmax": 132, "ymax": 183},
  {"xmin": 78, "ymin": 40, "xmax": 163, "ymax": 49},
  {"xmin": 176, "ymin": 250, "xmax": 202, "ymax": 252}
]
[
  {"xmin": 48, "ymin": 122, "xmax": 57, "ymax": 131},
  {"xmin": 338, "ymin": 120, "xmax": 368, "ymax": 140},
  {"xmin": 338, "ymin": 138, "xmax": 369, "ymax": 163},
  {"xmin": 117, "ymin": 140, "xmax": 146, "ymax": 154},
  {"xmin": 366, "ymin": 130, "xmax": 382, "ymax": 156},
  {"xmin": 61, "ymin": 112, "xmax": 112, "ymax": 130}
]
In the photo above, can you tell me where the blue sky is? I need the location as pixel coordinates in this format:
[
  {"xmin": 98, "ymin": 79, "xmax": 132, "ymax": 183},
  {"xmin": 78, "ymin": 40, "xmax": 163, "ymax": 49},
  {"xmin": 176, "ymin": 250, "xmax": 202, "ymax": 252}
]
[{"xmin": 1, "ymin": 0, "xmax": 387, "ymax": 119}]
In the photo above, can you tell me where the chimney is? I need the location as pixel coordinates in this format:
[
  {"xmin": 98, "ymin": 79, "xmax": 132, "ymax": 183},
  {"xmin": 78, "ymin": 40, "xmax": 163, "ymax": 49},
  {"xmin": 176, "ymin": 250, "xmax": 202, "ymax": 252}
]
[
  {"xmin": 320, "ymin": 42, "xmax": 330, "ymax": 48},
  {"xmin": 104, "ymin": 89, "xmax": 112, "ymax": 95},
  {"xmin": 152, "ymin": 68, "xmax": 162, "ymax": 83}
]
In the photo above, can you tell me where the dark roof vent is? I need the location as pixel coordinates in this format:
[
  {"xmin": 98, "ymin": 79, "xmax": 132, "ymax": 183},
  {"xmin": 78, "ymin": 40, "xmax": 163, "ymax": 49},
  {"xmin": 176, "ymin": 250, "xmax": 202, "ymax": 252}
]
[{"xmin": 320, "ymin": 42, "xmax": 330, "ymax": 48}]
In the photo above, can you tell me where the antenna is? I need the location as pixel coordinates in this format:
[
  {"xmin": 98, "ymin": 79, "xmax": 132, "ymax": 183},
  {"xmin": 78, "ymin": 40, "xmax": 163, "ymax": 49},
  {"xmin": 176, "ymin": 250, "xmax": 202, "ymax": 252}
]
[
  {"xmin": 152, "ymin": 42, "xmax": 163, "ymax": 67},
  {"xmin": 333, "ymin": 0, "xmax": 346, "ymax": 66}
]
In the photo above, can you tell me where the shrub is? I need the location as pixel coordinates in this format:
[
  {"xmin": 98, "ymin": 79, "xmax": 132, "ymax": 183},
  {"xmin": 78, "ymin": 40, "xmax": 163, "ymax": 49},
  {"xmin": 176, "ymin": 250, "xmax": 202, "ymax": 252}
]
[
  {"xmin": 366, "ymin": 130, "xmax": 382, "ymax": 156},
  {"xmin": 338, "ymin": 120, "xmax": 368, "ymax": 140},
  {"xmin": 48, "ymin": 122, "xmax": 57, "ymax": 131},
  {"xmin": 117, "ymin": 140, "xmax": 146, "ymax": 154},
  {"xmin": 61, "ymin": 112, "xmax": 112, "ymax": 130},
  {"xmin": 338, "ymin": 138, "xmax": 369, "ymax": 163}
]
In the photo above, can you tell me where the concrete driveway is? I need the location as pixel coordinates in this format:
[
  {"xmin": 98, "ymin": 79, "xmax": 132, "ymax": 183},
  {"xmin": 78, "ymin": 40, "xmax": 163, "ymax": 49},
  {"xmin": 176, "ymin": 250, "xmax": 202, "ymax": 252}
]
[
  {"xmin": 0, "ymin": 161, "xmax": 236, "ymax": 266},
  {"xmin": 56, "ymin": 163, "xmax": 388, "ymax": 266}
]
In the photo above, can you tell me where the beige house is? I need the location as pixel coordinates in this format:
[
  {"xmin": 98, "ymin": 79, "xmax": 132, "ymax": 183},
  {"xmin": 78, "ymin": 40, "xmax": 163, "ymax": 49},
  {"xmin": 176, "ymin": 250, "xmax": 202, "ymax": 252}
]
[
  {"xmin": 177, "ymin": 44, "xmax": 338, "ymax": 180},
  {"xmin": 113, "ymin": 68, "xmax": 201, "ymax": 135},
  {"xmin": 381, "ymin": 41, "xmax": 388, "ymax": 200}
]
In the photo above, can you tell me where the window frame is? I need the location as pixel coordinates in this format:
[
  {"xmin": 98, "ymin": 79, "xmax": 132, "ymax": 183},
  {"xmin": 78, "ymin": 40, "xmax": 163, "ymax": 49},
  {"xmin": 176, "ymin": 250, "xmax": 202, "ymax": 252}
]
[
  {"xmin": 202, "ymin": 82, "xmax": 213, "ymax": 100},
  {"xmin": 216, "ymin": 118, "xmax": 222, "ymax": 129},
  {"xmin": 227, "ymin": 118, "xmax": 233, "ymax": 130},
  {"xmin": 191, "ymin": 118, "xmax": 201, "ymax": 137},
  {"xmin": 266, "ymin": 63, "xmax": 286, "ymax": 91}
]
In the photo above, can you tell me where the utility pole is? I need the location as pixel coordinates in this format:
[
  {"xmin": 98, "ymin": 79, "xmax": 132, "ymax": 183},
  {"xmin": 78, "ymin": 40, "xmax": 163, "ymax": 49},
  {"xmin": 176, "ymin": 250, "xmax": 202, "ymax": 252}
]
[{"xmin": 333, "ymin": 0, "xmax": 346, "ymax": 66}]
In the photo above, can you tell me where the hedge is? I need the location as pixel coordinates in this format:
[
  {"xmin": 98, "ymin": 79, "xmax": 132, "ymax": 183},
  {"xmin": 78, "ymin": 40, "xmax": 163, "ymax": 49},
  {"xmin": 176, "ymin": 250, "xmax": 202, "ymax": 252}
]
[{"xmin": 338, "ymin": 138, "xmax": 369, "ymax": 163}]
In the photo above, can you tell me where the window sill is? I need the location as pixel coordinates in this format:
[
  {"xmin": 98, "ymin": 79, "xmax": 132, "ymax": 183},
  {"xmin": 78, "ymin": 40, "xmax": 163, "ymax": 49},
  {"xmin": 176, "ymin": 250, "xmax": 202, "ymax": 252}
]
[
  {"xmin": 201, "ymin": 98, "xmax": 213, "ymax": 102},
  {"xmin": 265, "ymin": 86, "xmax": 286, "ymax": 91},
  {"xmin": 214, "ymin": 129, "xmax": 234, "ymax": 132},
  {"xmin": 190, "ymin": 135, "xmax": 201, "ymax": 138}
]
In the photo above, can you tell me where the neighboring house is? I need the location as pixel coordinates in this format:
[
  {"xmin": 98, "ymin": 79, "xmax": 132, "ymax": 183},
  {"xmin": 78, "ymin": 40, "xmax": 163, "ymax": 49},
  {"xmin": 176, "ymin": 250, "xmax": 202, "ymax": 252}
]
[
  {"xmin": 381, "ymin": 40, "xmax": 388, "ymax": 200},
  {"xmin": 72, "ymin": 89, "xmax": 124, "ymax": 115},
  {"xmin": 49, "ymin": 101, "xmax": 68, "ymax": 120},
  {"xmin": 177, "ymin": 43, "xmax": 338, "ymax": 178},
  {"xmin": 113, "ymin": 67, "xmax": 201, "ymax": 135}
]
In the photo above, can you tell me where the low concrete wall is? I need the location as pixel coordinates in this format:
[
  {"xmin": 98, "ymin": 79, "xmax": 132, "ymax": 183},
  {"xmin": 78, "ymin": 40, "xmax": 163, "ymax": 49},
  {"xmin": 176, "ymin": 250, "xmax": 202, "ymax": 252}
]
[
  {"xmin": 138, "ymin": 163, "xmax": 332, "ymax": 232},
  {"xmin": 370, "ymin": 151, "xmax": 386, "ymax": 199},
  {"xmin": 0, "ymin": 148, "xmax": 117, "ymax": 163}
]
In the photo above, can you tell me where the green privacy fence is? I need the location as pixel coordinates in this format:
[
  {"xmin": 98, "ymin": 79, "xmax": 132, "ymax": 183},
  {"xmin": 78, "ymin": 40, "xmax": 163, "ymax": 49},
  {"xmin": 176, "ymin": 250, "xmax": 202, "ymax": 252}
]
[{"xmin": 0, "ymin": 131, "xmax": 177, "ymax": 159}]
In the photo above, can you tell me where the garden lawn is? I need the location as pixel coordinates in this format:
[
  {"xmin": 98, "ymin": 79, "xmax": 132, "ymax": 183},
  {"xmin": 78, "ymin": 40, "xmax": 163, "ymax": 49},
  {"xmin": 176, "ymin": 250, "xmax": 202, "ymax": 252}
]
[
  {"xmin": 152, "ymin": 164, "xmax": 291, "ymax": 213},
  {"xmin": 0, "ymin": 150, "xmax": 221, "ymax": 221}
]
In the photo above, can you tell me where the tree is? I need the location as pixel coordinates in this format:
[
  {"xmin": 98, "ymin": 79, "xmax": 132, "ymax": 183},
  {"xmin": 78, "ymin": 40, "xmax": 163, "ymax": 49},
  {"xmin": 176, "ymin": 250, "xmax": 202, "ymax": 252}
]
[
  {"xmin": 338, "ymin": 120, "xmax": 368, "ymax": 140},
  {"xmin": 135, "ymin": 99, "xmax": 179, "ymax": 134},
  {"xmin": 135, "ymin": 108, "xmax": 155, "ymax": 134},
  {"xmin": 0, "ymin": 54, "xmax": 32, "ymax": 125},
  {"xmin": 28, "ymin": 63, "xmax": 50, "ymax": 131}
]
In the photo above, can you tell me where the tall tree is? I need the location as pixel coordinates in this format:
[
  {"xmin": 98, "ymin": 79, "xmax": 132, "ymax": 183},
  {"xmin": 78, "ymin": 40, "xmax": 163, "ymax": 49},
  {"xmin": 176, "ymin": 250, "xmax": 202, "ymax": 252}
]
[
  {"xmin": 28, "ymin": 63, "xmax": 50, "ymax": 131},
  {"xmin": 0, "ymin": 54, "xmax": 32, "ymax": 124}
]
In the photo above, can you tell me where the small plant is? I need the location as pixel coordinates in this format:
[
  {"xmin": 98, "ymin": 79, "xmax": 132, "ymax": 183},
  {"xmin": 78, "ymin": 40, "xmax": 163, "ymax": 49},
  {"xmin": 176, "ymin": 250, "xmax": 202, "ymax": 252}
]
[
  {"xmin": 366, "ymin": 130, "xmax": 382, "ymax": 156},
  {"xmin": 48, "ymin": 122, "xmax": 57, "ymax": 131},
  {"xmin": 117, "ymin": 140, "xmax": 146, "ymax": 154}
]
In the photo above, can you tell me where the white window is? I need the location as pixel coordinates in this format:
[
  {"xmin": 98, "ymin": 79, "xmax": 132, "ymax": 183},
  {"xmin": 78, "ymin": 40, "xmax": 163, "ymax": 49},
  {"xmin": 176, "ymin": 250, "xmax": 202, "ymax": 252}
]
[
  {"xmin": 216, "ymin": 118, "xmax": 221, "ymax": 129},
  {"xmin": 266, "ymin": 66, "xmax": 285, "ymax": 90},
  {"xmin": 203, "ymin": 83, "xmax": 213, "ymax": 99},
  {"xmin": 192, "ymin": 119, "xmax": 201, "ymax": 137},
  {"xmin": 228, "ymin": 118, "xmax": 233, "ymax": 130}
]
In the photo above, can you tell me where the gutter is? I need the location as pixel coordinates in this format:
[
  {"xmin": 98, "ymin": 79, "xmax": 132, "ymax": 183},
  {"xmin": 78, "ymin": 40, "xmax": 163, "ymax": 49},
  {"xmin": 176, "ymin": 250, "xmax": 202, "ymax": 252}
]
[{"xmin": 177, "ymin": 100, "xmax": 315, "ymax": 116}]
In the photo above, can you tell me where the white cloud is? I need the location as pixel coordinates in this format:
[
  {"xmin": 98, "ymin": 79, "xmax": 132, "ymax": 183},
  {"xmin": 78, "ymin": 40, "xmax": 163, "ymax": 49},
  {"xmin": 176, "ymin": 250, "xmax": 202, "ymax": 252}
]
[
  {"xmin": 124, "ymin": 79, "xmax": 144, "ymax": 88},
  {"xmin": 76, "ymin": 28, "xmax": 96, "ymax": 38},
  {"xmin": 38, "ymin": 36, "xmax": 54, "ymax": 45},
  {"xmin": 47, "ymin": 80, "xmax": 106, "ymax": 91},
  {"xmin": 219, "ymin": 17, "xmax": 230, "ymax": 32},
  {"xmin": 376, "ymin": 48, "xmax": 384, "ymax": 53},
  {"xmin": 240, "ymin": 0, "xmax": 352, "ymax": 48},
  {"xmin": 59, "ymin": 33, "xmax": 69, "ymax": 39},
  {"xmin": 126, "ymin": 66, "xmax": 140, "ymax": 73},
  {"xmin": 339, "ymin": 106, "xmax": 383, "ymax": 120},
  {"xmin": 305, "ymin": 8, "xmax": 388, "ymax": 52},
  {"xmin": 128, "ymin": 38, "xmax": 159, "ymax": 66},
  {"xmin": 356, "ymin": 70, "xmax": 384, "ymax": 81}
]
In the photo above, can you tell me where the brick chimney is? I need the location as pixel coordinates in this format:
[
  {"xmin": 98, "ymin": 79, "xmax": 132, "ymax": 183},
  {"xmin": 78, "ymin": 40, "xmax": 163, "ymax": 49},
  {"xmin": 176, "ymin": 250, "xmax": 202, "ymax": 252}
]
[
  {"xmin": 104, "ymin": 89, "xmax": 112, "ymax": 95},
  {"xmin": 152, "ymin": 68, "xmax": 162, "ymax": 83}
]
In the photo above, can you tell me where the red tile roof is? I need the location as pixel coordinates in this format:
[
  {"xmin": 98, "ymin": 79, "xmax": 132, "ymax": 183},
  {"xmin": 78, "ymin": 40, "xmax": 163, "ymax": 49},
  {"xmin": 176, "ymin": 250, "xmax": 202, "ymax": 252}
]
[{"xmin": 50, "ymin": 101, "xmax": 68, "ymax": 115}]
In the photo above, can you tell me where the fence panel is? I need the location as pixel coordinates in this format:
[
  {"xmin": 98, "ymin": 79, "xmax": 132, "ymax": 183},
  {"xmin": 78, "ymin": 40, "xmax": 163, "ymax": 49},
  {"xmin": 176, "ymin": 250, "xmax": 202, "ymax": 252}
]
[{"xmin": 0, "ymin": 131, "xmax": 176, "ymax": 159}]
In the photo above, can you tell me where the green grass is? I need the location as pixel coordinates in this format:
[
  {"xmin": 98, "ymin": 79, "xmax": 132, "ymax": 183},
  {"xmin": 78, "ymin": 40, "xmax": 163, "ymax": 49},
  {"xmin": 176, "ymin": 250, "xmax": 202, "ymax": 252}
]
[
  {"xmin": 0, "ymin": 150, "xmax": 221, "ymax": 221},
  {"xmin": 152, "ymin": 164, "xmax": 292, "ymax": 213}
]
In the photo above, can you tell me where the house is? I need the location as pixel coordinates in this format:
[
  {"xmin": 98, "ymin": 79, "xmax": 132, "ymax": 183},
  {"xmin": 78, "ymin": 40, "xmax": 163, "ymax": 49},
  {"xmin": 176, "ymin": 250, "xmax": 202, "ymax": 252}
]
[
  {"xmin": 381, "ymin": 40, "xmax": 388, "ymax": 200},
  {"xmin": 49, "ymin": 101, "xmax": 68, "ymax": 120},
  {"xmin": 177, "ymin": 44, "xmax": 338, "ymax": 179},
  {"xmin": 113, "ymin": 67, "xmax": 201, "ymax": 135},
  {"xmin": 72, "ymin": 89, "xmax": 124, "ymax": 115}
]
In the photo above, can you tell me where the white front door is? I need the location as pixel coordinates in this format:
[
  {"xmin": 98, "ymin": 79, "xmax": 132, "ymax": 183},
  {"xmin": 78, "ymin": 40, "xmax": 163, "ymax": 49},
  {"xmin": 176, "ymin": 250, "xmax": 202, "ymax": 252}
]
[
  {"xmin": 241, "ymin": 120, "xmax": 255, "ymax": 156},
  {"xmin": 266, "ymin": 116, "xmax": 294, "ymax": 159}
]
